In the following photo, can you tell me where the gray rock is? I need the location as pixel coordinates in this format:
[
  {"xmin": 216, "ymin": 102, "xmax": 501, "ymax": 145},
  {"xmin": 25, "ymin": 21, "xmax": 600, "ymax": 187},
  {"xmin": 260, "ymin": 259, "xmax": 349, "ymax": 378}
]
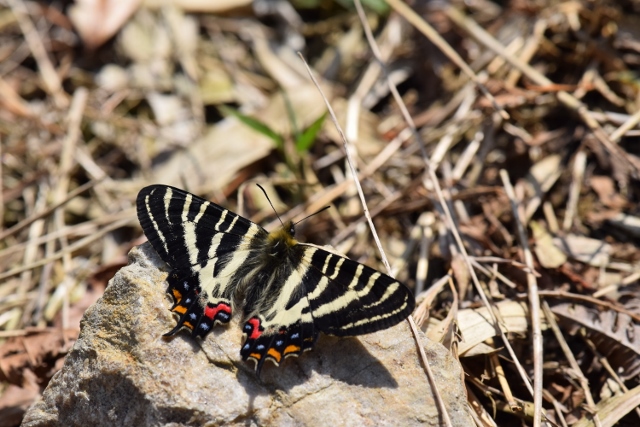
[{"xmin": 22, "ymin": 244, "xmax": 473, "ymax": 426}]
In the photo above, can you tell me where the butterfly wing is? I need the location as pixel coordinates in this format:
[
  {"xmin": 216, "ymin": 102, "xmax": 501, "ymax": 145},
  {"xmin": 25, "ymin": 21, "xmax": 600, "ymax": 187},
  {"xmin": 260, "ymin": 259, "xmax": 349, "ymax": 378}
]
[
  {"xmin": 303, "ymin": 245, "xmax": 415, "ymax": 336},
  {"xmin": 136, "ymin": 185, "xmax": 267, "ymax": 337},
  {"xmin": 240, "ymin": 244, "xmax": 415, "ymax": 374}
]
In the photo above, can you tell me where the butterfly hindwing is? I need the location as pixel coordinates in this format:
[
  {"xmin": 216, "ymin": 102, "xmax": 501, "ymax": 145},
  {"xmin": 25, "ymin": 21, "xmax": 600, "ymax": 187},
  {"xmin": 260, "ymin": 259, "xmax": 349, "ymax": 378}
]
[{"xmin": 136, "ymin": 185, "xmax": 267, "ymax": 337}]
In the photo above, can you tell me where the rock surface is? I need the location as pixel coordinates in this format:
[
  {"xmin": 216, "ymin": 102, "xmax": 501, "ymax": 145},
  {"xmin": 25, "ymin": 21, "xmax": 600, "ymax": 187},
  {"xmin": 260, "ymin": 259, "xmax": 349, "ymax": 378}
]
[{"xmin": 22, "ymin": 244, "xmax": 473, "ymax": 426}]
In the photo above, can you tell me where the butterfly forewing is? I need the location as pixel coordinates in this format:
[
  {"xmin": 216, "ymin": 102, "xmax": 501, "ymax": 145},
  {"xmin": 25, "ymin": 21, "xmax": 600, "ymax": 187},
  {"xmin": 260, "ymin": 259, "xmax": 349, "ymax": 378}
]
[
  {"xmin": 137, "ymin": 185, "xmax": 267, "ymax": 337},
  {"xmin": 302, "ymin": 246, "xmax": 414, "ymax": 336},
  {"xmin": 136, "ymin": 184, "xmax": 415, "ymax": 375},
  {"xmin": 137, "ymin": 185, "xmax": 261, "ymax": 266}
]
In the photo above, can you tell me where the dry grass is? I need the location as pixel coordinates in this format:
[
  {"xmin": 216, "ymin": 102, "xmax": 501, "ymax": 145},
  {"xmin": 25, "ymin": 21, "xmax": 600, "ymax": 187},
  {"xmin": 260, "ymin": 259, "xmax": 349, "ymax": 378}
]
[{"xmin": 2, "ymin": 0, "xmax": 640, "ymax": 426}]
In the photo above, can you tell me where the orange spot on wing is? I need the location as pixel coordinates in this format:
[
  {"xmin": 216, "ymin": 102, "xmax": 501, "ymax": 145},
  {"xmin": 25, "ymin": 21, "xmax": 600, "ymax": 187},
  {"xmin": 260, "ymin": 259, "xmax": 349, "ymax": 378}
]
[
  {"xmin": 249, "ymin": 353, "xmax": 262, "ymax": 360},
  {"xmin": 284, "ymin": 345, "xmax": 301, "ymax": 354},
  {"xmin": 267, "ymin": 348, "xmax": 282, "ymax": 363},
  {"xmin": 172, "ymin": 289, "xmax": 182, "ymax": 301},
  {"xmin": 173, "ymin": 305, "xmax": 187, "ymax": 314},
  {"xmin": 182, "ymin": 321, "xmax": 193, "ymax": 330}
]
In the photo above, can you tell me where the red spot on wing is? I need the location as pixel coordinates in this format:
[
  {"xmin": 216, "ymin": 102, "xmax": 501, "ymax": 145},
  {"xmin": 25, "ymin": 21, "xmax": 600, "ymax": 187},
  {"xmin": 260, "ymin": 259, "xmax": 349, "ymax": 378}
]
[
  {"xmin": 204, "ymin": 303, "xmax": 231, "ymax": 320},
  {"xmin": 248, "ymin": 317, "xmax": 262, "ymax": 340}
]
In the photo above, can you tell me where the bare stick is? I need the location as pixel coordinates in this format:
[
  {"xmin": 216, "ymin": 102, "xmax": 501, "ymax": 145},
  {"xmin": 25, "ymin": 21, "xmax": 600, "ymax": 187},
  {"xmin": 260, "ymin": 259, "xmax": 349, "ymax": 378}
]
[
  {"xmin": 500, "ymin": 170, "xmax": 543, "ymax": 426},
  {"xmin": 296, "ymin": 52, "xmax": 393, "ymax": 274}
]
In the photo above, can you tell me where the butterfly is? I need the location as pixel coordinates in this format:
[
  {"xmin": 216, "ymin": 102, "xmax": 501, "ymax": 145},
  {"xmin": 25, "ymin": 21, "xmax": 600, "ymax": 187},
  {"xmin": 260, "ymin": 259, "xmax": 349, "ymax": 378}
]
[{"xmin": 136, "ymin": 185, "xmax": 415, "ymax": 375}]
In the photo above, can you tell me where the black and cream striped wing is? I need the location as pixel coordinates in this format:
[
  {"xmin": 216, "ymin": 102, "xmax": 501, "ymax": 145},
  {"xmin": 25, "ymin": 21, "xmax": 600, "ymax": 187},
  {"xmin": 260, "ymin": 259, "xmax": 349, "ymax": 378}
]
[
  {"xmin": 303, "ymin": 245, "xmax": 415, "ymax": 336},
  {"xmin": 136, "ymin": 185, "xmax": 267, "ymax": 337},
  {"xmin": 240, "ymin": 243, "xmax": 415, "ymax": 373},
  {"xmin": 137, "ymin": 184, "xmax": 415, "ymax": 376}
]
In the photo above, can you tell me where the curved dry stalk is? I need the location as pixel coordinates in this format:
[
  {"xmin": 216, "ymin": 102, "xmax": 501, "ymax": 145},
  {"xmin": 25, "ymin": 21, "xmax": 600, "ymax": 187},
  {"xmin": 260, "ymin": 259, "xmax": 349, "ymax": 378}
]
[
  {"xmin": 500, "ymin": 169, "xmax": 544, "ymax": 427},
  {"xmin": 298, "ymin": 52, "xmax": 393, "ymax": 274}
]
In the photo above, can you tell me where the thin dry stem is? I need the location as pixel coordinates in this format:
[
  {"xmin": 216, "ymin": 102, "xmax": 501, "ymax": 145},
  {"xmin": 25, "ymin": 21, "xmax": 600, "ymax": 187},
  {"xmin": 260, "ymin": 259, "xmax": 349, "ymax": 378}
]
[
  {"xmin": 541, "ymin": 301, "xmax": 597, "ymax": 417},
  {"xmin": 8, "ymin": 0, "xmax": 67, "ymax": 107},
  {"xmin": 500, "ymin": 169, "xmax": 544, "ymax": 427},
  {"xmin": 299, "ymin": 48, "xmax": 454, "ymax": 424},
  {"xmin": 297, "ymin": 52, "xmax": 393, "ymax": 274},
  {"xmin": 533, "ymin": 290, "xmax": 640, "ymax": 322},
  {"xmin": 490, "ymin": 349, "xmax": 518, "ymax": 409},
  {"xmin": 609, "ymin": 108, "xmax": 640, "ymax": 143},
  {"xmin": 563, "ymin": 149, "xmax": 587, "ymax": 231}
]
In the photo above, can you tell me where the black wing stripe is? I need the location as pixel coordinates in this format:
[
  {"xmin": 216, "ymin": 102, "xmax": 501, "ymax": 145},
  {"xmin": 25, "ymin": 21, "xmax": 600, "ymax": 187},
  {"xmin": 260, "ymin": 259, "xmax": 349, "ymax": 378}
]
[{"xmin": 302, "ymin": 250, "xmax": 343, "ymax": 300}]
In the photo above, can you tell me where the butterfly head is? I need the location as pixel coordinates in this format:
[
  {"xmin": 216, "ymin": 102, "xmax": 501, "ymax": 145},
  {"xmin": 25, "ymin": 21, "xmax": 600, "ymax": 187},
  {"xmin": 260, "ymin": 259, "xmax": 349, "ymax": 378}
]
[{"xmin": 267, "ymin": 220, "xmax": 298, "ymax": 249}]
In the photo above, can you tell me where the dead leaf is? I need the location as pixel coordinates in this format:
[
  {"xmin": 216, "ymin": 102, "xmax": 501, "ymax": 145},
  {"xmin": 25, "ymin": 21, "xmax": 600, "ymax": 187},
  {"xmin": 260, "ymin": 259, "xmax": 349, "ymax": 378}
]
[
  {"xmin": 69, "ymin": 0, "xmax": 143, "ymax": 49},
  {"xmin": 453, "ymin": 301, "xmax": 549, "ymax": 356},
  {"xmin": 531, "ymin": 221, "xmax": 567, "ymax": 268},
  {"xmin": 552, "ymin": 303, "xmax": 640, "ymax": 380},
  {"xmin": 589, "ymin": 175, "xmax": 627, "ymax": 209},
  {"xmin": 553, "ymin": 234, "xmax": 611, "ymax": 267},
  {"xmin": 0, "ymin": 328, "xmax": 78, "ymax": 385}
]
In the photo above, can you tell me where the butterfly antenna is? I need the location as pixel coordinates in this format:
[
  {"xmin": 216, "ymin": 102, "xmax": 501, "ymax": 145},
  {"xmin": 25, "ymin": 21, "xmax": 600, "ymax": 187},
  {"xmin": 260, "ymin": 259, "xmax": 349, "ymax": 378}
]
[
  {"xmin": 294, "ymin": 206, "xmax": 331, "ymax": 226},
  {"xmin": 256, "ymin": 184, "xmax": 284, "ymax": 227}
]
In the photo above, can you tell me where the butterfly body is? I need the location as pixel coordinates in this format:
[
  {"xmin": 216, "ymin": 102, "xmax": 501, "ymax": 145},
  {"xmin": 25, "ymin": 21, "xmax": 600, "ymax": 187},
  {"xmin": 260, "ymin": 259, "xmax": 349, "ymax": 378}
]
[{"xmin": 136, "ymin": 185, "xmax": 415, "ymax": 374}]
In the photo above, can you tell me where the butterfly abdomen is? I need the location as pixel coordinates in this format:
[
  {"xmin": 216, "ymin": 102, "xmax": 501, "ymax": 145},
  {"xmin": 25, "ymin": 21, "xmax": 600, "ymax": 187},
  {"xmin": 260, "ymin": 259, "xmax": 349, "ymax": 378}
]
[{"xmin": 241, "ymin": 225, "xmax": 307, "ymax": 320}]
